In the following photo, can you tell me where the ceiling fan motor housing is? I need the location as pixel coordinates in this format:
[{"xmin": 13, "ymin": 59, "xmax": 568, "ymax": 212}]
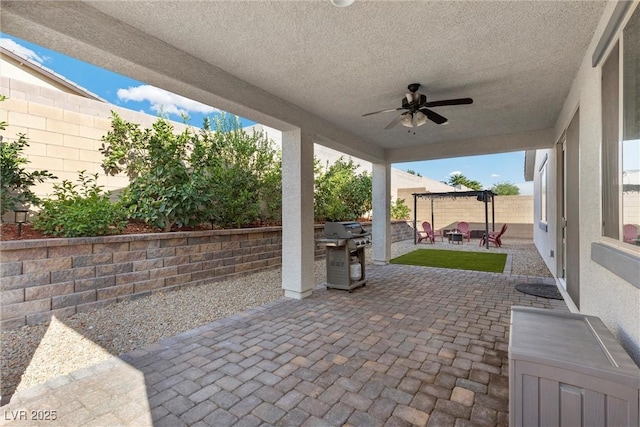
[
  {"xmin": 402, "ymin": 94, "xmax": 427, "ymax": 110},
  {"xmin": 362, "ymin": 82, "xmax": 472, "ymax": 129}
]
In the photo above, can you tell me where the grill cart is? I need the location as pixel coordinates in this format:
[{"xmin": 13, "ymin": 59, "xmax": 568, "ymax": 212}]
[{"xmin": 316, "ymin": 222, "xmax": 372, "ymax": 292}]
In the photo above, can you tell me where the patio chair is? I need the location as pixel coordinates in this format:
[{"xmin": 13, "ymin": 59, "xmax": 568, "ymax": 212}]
[
  {"xmin": 623, "ymin": 224, "xmax": 638, "ymax": 244},
  {"xmin": 480, "ymin": 223, "xmax": 508, "ymax": 248},
  {"xmin": 457, "ymin": 221, "xmax": 471, "ymax": 242},
  {"xmin": 417, "ymin": 221, "xmax": 443, "ymax": 244}
]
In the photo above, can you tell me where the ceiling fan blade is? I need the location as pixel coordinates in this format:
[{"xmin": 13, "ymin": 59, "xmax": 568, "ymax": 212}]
[
  {"xmin": 423, "ymin": 98, "xmax": 473, "ymax": 108},
  {"xmin": 421, "ymin": 108, "xmax": 448, "ymax": 125},
  {"xmin": 362, "ymin": 107, "xmax": 404, "ymax": 117},
  {"xmin": 384, "ymin": 114, "xmax": 405, "ymax": 129}
]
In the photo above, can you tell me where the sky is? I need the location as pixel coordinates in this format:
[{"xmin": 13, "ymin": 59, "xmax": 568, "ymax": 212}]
[{"xmin": 1, "ymin": 33, "xmax": 533, "ymax": 194}]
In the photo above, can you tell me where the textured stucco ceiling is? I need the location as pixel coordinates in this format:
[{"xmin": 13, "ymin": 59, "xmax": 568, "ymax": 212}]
[{"xmin": 1, "ymin": 1, "xmax": 607, "ymax": 163}]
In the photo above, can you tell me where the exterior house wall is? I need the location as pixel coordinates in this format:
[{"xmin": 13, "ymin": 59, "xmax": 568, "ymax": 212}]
[
  {"xmin": 2, "ymin": 59, "xmax": 70, "ymax": 93},
  {"xmin": 534, "ymin": 1, "xmax": 640, "ymax": 363},
  {"xmin": 532, "ymin": 148, "xmax": 558, "ymax": 277}
]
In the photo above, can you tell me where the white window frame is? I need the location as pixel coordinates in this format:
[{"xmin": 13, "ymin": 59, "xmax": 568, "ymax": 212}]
[
  {"xmin": 600, "ymin": 3, "xmax": 640, "ymax": 249},
  {"xmin": 539, "ymin": 157, "xmax": 548, "ymax": 231}
]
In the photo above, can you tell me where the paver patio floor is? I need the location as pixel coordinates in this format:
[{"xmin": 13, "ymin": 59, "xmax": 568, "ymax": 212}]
[{"xmin": 1, "ymin": 264, "xmax": 566, "ymax": 426}]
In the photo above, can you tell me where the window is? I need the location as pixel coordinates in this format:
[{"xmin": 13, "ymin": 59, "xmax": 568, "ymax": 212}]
[
  {"xmin": 539, "ymin": 158, "xmax": 548, "ymax": 230},
  {"xmin": 601, "ymin": 4, "xmax": 640, "ymax": 247}
]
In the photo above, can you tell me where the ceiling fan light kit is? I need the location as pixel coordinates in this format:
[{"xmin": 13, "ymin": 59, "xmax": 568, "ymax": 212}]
[
  {"xmin": 363, "ymin": 83, "xmax": 472, "ymax": 130},
  {"xmin": 330, "ymin": 0, "xmax": 354, "ymax": 7},
  {"xmin": 400, "ymin": 111, "xmax": 428, "ymax": 128},
  {"xmin": 414, "ymin": 111, "xmax": 428, "ymax": 126}
]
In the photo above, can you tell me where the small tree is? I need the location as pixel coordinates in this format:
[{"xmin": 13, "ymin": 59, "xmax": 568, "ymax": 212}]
[
  {"xmin": 391, "ymin": 198, "xmax": 411, "ymax": 220},
  {"xmin": 314, "ymin": 157, "xmax": 372, "ymax": 222},
  {"xmin": 100, "ymin": 111, "xmax": 281, "ymax": 230},
  {"xmin": 100, "ymin": 112, "xmax": 210, "ymax": 231},
  {"xmin": 0, "ymin": 95, "xmax": 56, "ymax": 217},
  {"xmin": 448, "ymin": 173, "xmax": 482, "ymax": 191},
  {"xmin": 202, "ymin": 114, "xmax": 281, "ymax": 228},
  {"xmin": 491, "ymin": 181, "xmax": 520, "ymax": 195}
]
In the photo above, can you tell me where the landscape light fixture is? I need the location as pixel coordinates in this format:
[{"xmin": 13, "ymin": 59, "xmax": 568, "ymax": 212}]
[
  {"xmin": 330, "ymin": 0, "xmax": 355, "ymax": 7},
  {"xmin": 14, "ymin": 209, "xmax": 28, "ymax": 237}
]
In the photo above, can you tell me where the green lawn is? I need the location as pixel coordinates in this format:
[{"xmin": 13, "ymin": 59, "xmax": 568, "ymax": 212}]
[{"xmin": 390, "ymin": 249, "xmax": 507, "ymax": 273}]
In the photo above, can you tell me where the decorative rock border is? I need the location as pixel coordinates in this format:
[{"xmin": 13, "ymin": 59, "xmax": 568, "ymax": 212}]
[{"xmin": 0, "ymin": 221, "xmax": 414, "ymax": 329}]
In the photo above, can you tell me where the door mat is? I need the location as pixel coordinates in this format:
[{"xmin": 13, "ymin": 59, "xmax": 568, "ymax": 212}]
[{"xmin": 515, "ymin": 283, "xmax": 564, "ymax": 300}]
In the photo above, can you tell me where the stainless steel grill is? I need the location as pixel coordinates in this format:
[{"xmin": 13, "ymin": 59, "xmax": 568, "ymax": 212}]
[{"xmin": 316, "ymin": 222, "xmax": 371, "ymax": 292}]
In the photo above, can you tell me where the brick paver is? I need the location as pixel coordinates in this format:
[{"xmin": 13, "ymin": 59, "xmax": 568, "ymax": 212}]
[{"xmin": 0, "ymin": 264, "xmax": 566, "ymax": 426}]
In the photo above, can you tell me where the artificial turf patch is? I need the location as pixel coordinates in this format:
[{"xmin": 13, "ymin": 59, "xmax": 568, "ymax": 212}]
[{"xmin": 390, "ymin": 249, "xmax": 507, "ymax": 273}]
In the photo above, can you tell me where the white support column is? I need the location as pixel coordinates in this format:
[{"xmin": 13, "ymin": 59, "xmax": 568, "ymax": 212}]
[
  {"xmin": 372, "ymin": 162, "xmax": 391, "ymax": 264},
  {"xmin": 281, "ymin": 129, "xmax": 315, "ymax": 299}
]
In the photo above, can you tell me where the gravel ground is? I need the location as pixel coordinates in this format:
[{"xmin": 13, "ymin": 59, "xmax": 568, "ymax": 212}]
[{"xmin": 0, "ymin": 238, "xmax": 551, "ymax": 401}]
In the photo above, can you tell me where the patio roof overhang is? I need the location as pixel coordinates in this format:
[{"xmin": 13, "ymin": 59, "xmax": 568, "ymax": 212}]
[
  {"xmin": 0, "ymin": 0, "xmax": 613, "ymax": 296},
  {"xmin": 0, "ymin": 1, "xmax": 607, "ymax": 163}
]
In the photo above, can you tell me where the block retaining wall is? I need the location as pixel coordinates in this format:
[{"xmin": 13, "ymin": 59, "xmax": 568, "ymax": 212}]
[{"xmin": 0, "ymin": 221, "xmax": 411, "ymax": 330}]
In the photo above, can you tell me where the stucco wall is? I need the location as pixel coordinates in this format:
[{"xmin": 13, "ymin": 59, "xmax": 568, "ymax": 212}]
[
  {"xmin": 543, "ymin": 1, "xmax": 640, "ymax": 363},
  {"xmin": 532, "ymin": 148, "xmax": 558, "ymax": 278}
]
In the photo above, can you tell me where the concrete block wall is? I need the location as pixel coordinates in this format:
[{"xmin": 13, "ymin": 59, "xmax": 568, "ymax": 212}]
[
  {"xmin": 398, "ymin": 190, "xmax": 534, "ymax": 236},
  {"xmin": 0, "ymin": 222, "xmax": 410, "ymax": 330},
  {"xmin": 0, "ymin": 77, "xmax": 190, "ymax": 201},
  {"xmin": 623, "ymin": 192, "xmax": 640, "ymax": 228},
  {"xmin": 390, "ymin": 220, "xmax": 415, "ymax": 242},
  {"xmin": 0, "ymin": 227, "xmax": 284, "ymax": 330}
]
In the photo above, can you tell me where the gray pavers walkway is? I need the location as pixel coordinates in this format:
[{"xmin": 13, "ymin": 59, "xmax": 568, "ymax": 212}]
[{"xmin": 0, "ymin": 264, "xmax": 566, "ymax": 426}]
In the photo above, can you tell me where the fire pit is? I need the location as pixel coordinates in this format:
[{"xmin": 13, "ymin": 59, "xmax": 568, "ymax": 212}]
[{"xmin": 316, "ymin": 222, "xmax": 371, "ymax": 292}]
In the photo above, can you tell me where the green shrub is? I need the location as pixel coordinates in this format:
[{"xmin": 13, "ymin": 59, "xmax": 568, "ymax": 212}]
[
  {"xmin": 0, "ymin": 95, "xmax": 56, "ymax": 216},
  {"xmin": 101, "ymin": 113, "xmax": 211, "ymax": 230},
  {"xmin": 100, "ymin": 112, "xmax": 281, "ymax": 230},
  {"xmin": 34, "ymin": 171, "xmax": 126, "ymax": 237},
  {"xmin": 314, "ymin": 157, "xmax": 372, "ymax": 222},
  {"xmin": 202, "ymin": 115, "xmax": 281, "ymax": 228},
  {"xmin": 391, "ymin": 198, "xmax": 411, "ymax": 220}
]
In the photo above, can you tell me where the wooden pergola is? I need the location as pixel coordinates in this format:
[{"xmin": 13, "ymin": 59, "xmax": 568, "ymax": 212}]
[{"xmin": 412, "ymin": 190, "xmax": 497, "ymax": 249}]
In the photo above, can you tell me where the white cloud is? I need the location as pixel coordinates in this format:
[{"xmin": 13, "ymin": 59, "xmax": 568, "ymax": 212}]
[
  {"xmin": 490, "ymin": 173, "xmax": 500, "ymax": 178},
  {"xmin": 0, "ymin": 38, "xmax": 46, "ymax": 63},
  {"xmin": 448, "ymin": 170, "xmax": 462, "ymax": 176},
  {"xmin": 117, "ymin": 85, "xmax": 219, "ymax": 116}
]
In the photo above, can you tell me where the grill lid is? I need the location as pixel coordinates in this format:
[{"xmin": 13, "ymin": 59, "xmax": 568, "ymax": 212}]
[{"xmin": 324, "ymin": 221, "xmax": 369, "ymax": 238}]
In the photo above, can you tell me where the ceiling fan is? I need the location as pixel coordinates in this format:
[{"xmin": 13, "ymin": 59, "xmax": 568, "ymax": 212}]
[{"xmin": 362, "ymin": 83, "xmax": 473, "ymax": 129}]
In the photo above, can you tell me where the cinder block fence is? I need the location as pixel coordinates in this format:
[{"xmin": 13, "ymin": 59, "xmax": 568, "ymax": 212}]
[{"xmin": 0, "ymin": 221, "xmax": 414, "ymax": 330}]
